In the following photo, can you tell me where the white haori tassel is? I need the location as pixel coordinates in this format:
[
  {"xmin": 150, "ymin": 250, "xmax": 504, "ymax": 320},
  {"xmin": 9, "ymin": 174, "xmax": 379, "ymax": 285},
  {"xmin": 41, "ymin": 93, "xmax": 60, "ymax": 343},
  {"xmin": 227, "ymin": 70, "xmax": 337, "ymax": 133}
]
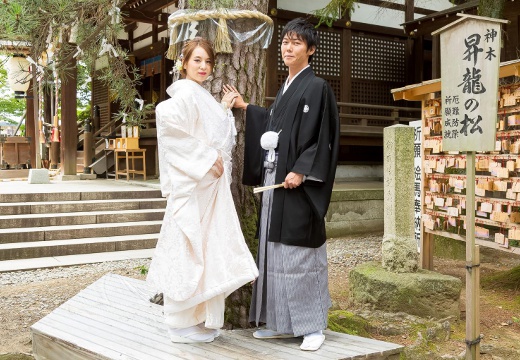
[{"xmin": 260, "ymin": 130, "xmax": 281, "ymax": 163}]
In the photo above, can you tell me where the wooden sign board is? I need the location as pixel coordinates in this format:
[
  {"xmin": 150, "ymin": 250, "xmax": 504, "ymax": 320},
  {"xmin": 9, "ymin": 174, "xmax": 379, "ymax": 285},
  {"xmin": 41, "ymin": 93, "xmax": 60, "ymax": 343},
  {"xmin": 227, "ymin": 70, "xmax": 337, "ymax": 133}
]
[{"xmin": 435, "ymin": 15, "xmax": 505, "ymax": 152}]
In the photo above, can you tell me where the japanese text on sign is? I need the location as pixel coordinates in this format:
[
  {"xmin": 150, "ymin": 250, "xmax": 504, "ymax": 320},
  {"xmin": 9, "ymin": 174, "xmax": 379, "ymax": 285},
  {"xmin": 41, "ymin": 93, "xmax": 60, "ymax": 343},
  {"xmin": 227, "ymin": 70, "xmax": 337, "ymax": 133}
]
[
  {"xmin": 440, "ymin": 18, "xmax": 501, "ymax": 152},
  {"xmin": 410, "ymin": 120, "xmax": 422, "ymax": 251}
]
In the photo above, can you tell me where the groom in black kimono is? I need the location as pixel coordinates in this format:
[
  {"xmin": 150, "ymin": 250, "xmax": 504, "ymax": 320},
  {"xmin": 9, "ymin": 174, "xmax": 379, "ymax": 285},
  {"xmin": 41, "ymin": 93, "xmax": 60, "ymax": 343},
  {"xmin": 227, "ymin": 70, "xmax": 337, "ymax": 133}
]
[{"xmin": 224, "ymin": 17, "xmax": 339, "ymax": 352}]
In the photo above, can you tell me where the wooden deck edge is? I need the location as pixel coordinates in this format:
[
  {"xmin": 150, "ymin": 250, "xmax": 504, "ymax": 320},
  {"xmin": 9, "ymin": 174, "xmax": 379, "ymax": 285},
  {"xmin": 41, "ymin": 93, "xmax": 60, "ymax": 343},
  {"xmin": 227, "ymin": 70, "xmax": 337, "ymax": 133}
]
[{"xmin": 32, "ymin": 328, "xmax": 110, "ymax": 360}]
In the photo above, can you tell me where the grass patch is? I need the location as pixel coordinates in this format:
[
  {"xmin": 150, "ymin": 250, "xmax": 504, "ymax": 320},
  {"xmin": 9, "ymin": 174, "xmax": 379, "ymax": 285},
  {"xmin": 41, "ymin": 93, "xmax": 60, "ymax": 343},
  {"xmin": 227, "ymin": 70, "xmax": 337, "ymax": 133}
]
[{"xmin": 482, "ymin": 265, "xmax": 520, "ymax": 291}]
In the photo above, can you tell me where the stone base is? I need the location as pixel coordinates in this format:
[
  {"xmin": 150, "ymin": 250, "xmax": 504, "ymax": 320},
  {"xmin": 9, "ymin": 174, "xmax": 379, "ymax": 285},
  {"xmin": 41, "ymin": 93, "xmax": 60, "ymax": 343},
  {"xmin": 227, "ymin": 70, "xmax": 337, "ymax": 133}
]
[
  {"xmin": 28, "ymin": 169, "xmax": 50, "ymax": 184},
  {"xmin": 349, "ymin": 262, "xmax": 462, "ymax": 319},
  {"xmin": 382, "ymin": 235, "xmax": 418, "ymax": 273}
]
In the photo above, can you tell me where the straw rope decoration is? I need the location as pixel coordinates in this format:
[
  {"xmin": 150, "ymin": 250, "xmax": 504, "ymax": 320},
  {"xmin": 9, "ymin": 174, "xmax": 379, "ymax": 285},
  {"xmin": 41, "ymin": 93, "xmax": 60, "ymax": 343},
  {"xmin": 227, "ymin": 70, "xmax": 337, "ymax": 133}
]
[{"xmin": 166, "ymin": 9, "xmax": 274, "ymax": 60}]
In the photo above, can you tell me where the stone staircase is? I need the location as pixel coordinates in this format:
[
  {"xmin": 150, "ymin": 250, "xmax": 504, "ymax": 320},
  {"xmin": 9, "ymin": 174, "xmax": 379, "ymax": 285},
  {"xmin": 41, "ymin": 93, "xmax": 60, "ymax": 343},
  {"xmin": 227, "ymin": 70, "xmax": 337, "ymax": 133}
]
[{"xmin": 0, "ymin": 186, "xmax": 165, "ymax": 272}]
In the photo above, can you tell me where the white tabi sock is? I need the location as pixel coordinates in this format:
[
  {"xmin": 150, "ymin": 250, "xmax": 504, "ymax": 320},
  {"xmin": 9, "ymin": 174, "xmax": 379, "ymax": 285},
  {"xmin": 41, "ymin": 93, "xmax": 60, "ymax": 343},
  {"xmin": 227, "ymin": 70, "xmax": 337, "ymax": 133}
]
[
  {"xmin": 168, "ymin": 325, "xmax": 215, "ymax": 343},
  {"xmin": 300, "ymin": 330, "xmax": 325, "ymax": 351}
]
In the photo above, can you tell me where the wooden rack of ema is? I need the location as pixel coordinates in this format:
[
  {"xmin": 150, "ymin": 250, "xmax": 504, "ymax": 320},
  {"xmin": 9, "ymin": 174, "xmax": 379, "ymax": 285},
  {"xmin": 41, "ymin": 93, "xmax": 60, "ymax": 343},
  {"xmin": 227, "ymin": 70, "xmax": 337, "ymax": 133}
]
[
  {"xmin": 107, "ymin": 137, "xmax": 146, "ymax": 181},
  {"xmin": 392, "ymin": 59, "xmax": 520, "ymax": 270}
]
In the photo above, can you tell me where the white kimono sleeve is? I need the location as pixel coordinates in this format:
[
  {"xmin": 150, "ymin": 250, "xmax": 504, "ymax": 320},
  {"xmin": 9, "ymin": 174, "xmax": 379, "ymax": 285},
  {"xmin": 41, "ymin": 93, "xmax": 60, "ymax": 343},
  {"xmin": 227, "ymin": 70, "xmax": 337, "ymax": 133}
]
[{"xmin": 156, "ymin": 94, "xmax": 218, "ymax": 199}]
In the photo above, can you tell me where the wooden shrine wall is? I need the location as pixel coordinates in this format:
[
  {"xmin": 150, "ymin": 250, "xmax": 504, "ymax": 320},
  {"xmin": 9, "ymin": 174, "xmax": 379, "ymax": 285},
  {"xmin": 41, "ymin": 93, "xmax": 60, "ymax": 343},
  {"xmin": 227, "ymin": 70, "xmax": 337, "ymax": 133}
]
[{"xmin": 270, "ymin": 18, "xmax": 409, "ymax": 114}]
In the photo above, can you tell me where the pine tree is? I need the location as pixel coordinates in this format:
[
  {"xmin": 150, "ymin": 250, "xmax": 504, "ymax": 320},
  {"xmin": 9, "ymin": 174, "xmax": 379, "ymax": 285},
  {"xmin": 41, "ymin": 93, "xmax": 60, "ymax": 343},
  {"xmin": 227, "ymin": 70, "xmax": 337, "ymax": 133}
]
[{"xmin": 0, "ymin": 0, "xmax": 147, "ymax": 125}]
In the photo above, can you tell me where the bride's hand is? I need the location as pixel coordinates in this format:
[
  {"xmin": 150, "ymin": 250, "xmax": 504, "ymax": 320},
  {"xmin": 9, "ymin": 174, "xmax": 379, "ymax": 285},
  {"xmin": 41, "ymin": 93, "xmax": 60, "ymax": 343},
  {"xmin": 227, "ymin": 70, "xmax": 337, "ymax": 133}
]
[
  {"xmin": 221, "ymin": 91, "xmax": 237, "ymax": 110},
  {"xmin": 210, "ymin": 155, "xmax": 224, "ymax": 178}
]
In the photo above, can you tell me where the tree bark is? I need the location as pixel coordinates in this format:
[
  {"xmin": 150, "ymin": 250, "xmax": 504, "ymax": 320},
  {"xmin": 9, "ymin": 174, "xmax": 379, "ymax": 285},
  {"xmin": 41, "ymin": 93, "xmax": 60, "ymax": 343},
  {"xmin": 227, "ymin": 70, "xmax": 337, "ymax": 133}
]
[
  {"xmin": 177, "ymin": 0, "xmax": 270, "ymax": 328},
  {"xmin": 478, "ymin": 0, "xmax": 505, "ymax": 19},
  {"xmin": 218, "ymin": 0, "xmax": 269, "ymax": 329}
]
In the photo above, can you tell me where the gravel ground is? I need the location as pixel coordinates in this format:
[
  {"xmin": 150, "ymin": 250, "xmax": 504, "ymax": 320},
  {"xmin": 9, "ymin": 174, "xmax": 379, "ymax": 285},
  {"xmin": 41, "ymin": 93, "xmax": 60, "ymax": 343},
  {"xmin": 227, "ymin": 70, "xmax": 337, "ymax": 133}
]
[
  {"xmin": 0, "ymin": 259, "xmax": 152, "ymax": 286},
  {"xmin": 2, "ymin": 232, "xmax": 520, "ymax": 360},
  {"xmin": 0, "ymin": 233, "xmax": 383, "ymax": 356},
  {"xmin": 327, "ymin": 233, "xmax": 382, "ymax": 269},
  {"xmin": 0, "ymin": 234, "xmax": 382, "ymax": 286}
]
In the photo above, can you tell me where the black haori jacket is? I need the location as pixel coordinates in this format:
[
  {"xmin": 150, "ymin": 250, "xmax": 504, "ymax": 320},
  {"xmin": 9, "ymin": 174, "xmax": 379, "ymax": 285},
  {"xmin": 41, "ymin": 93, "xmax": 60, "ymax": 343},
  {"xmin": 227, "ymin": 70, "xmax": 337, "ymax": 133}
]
[{"xmin": 243, "ymin": 67, "xmax": 340, "ymax": 248}]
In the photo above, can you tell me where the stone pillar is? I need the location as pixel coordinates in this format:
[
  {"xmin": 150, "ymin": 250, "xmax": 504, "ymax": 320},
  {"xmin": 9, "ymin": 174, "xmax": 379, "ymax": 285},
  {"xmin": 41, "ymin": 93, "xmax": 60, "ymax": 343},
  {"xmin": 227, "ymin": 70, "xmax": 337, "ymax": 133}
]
[{"xmin": 382, "ymin": 124, "xmax": 418, "ymax": 273}]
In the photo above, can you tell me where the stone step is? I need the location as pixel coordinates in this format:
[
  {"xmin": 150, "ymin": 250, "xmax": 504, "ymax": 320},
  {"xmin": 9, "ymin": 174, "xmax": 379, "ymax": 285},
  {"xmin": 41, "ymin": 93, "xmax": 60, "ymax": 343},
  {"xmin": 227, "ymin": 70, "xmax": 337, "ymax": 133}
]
[
  {"xmin": 0, "ymin": 233, "xmax": 159, "ymax": 261},
  {"xmin": 0, "ymin": 198, "xmax": 166, "ymax": 215},
  {"xmin": 0, "ymin": 209, "xmax": 165, "ymax": 228},
  {"xmin": 0, "ymin": 248, "xmax": 155, "ymax": 272},
  {"xmin": 0, "ymin": 189, "xmax": 162, "ymax": 203},
  {"xmin": 0, "ymin": 220, "xmax": 163, "ymax": 244}
]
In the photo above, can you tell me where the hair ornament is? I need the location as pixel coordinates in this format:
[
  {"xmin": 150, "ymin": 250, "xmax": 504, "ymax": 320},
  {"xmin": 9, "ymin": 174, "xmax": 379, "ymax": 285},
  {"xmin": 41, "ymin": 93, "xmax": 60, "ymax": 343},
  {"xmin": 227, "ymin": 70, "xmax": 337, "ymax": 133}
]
[{"xmin": 170, "ymin": 54, "xmax": 183, "ymax": 82}]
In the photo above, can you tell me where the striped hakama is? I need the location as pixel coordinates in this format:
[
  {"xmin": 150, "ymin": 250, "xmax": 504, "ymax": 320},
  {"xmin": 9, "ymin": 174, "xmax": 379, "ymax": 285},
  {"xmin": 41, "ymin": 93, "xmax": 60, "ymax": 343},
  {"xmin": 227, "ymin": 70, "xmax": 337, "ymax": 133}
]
[{"xmin": 249, "ymin": 155, "xmax": 331, "ymax": 337}]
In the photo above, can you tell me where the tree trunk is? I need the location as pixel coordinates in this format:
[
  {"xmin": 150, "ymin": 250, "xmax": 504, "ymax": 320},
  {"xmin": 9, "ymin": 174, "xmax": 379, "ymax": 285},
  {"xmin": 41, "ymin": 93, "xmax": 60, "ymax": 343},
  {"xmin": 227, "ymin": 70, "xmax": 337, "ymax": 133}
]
[
  {"xmin": 478, "ymin": 0, "xmax": 505, "ymax": 18},
  {"xmin": 217, "ymin": 0, "xmax": 269, "ymax": 329},
  {"xmin": 177, "ymin": 0, "xmax": 270, "ymax": 328}
]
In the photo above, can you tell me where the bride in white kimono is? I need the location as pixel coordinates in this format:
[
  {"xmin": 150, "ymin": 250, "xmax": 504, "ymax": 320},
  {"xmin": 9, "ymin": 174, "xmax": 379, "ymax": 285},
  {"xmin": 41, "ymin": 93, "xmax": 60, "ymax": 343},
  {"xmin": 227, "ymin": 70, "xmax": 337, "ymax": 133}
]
[{"xmin": 147, "ymin": 37, "xmax": 258, "ymax": 344}]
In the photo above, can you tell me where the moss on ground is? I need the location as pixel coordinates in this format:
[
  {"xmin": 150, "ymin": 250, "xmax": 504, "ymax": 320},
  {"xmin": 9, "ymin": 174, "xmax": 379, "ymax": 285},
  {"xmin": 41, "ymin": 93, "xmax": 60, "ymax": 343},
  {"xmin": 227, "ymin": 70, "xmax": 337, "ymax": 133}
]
[
  {"xmin": 482, "ymin": 265, "xmax": 520, "ymax": 291},
  {"xmin": 327, "ymin": 310, "xmax": 369, "ymax": 337}
]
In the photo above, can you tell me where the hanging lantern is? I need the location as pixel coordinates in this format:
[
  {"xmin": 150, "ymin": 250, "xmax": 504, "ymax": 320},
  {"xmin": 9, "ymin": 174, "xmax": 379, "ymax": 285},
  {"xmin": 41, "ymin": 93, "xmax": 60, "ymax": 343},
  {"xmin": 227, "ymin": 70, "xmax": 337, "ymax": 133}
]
[{"xmin": 6, "ymin": 56, "xmax": 33, "ymax": 96}]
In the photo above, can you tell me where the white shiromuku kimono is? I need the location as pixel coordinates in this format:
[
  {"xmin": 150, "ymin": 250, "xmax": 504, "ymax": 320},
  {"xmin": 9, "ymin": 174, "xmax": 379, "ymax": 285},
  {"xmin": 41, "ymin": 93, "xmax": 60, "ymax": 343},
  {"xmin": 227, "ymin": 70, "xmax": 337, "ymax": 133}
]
[{"xmin": 147, "ymin": 79, "xmax": 258, "ymax": 330}]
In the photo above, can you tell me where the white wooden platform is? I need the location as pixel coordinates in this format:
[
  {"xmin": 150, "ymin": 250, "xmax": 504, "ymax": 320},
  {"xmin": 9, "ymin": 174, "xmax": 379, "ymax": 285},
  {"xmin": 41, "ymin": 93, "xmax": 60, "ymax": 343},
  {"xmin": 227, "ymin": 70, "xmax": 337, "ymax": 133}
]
[{"xmin": 31, "ymin": 274, "xmax": 404, "ymax": 360}]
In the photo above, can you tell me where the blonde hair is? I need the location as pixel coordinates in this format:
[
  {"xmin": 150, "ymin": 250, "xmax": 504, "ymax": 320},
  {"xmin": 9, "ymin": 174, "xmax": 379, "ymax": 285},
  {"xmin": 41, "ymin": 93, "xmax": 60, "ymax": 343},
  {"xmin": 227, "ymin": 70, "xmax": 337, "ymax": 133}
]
[{"xmin": 180, "ymin": 37, "xmax": 215, "ymax": 76}]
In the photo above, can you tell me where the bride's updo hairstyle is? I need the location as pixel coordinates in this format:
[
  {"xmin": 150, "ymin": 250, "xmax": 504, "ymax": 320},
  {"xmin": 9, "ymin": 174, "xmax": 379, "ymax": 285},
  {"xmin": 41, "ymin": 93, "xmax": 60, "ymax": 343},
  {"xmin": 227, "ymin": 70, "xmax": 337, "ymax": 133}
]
[{"xmin": 180, "ymin": 37, "xmax": 215, "ymax": 77}]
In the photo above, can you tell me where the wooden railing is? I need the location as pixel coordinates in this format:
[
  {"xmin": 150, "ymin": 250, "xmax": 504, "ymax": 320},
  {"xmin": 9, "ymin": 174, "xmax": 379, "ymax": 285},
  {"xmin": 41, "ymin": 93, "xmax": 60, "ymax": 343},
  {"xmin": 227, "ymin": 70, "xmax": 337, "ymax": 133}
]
[
  {"xmin": 337, "ymin": 102, "xmax": 421, "ymax": 137},
  {"xmin": 265, "ymin": 97, "xmax": 421, "ymax": 137}
]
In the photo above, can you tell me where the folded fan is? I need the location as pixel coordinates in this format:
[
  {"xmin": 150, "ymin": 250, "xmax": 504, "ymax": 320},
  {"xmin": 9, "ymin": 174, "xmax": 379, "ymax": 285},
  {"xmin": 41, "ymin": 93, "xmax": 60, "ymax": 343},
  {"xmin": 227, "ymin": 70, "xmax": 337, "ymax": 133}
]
[{"xmin": 253, "ymin": 183, "xmax": 285, "ymax": 194}]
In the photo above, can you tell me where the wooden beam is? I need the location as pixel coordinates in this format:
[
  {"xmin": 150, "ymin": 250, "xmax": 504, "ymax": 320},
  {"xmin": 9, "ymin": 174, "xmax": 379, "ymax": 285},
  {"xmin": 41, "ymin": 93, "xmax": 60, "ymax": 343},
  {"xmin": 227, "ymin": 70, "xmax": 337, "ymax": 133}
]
[
  {"xmin": 432, "ymin": 34, "xmax": 440, "ymax": 79},
  {"xmin": 356, "ymin": 0, "xmax": 435, "ymax": 16},
  {"xmin": 124, "ymin": 22, "xmax": 138, "ymax": 33},
  {"xmin": 411, "ymin": 35, "xmax": 422, "ymax": 83},
  {"xmin": 499, "ymin": 61, "xmax": 520, "ymax": 77},
  {"xmin": 132, "ymin": 26, "xmax": 168, "ymax": 43},
  {"xmin": 392, "ymin": 79, "xmax": 440, "ymax": 101},
  {"xmin": 340, "ymin": 136, "xmax": 383, "ymax": 146},
  {"xmin": 122, "ymin": 0, "xmax": 176, "ymax": 11},
  {"xmin": 25, "ymin": 80, "xmax": 36, "ymax": 168},
  {"xmin": 130, "ymin": 41, "xmax": 167, "ymax": 58},
  {"xmin": 138, "ymin": 0, "xmax": 177, "ymax": 12},
  {"xmin": 152, "ymin": 24, "xmax": 158, "ymax": 43},
  {"xmin": 61, "ymin": 50, "xmax": 77, "ymax": 176},
  {"xmin": 124, "ymin": 9, "xmax": 168, "ymax": 26},
  {"xmin": 342, "ymin": 27, "xmax": 352, "ymax": 105},
  {"xmin": 273, "ymin": 9, "xmax": 406, "ymax": 37},
  {"xmin": 404, "ymin": 0, "xmax": 414, "ymax": 22},
  {"xmin": 340, "ymin": 124, "xmax": 384, "ymax": 136}
]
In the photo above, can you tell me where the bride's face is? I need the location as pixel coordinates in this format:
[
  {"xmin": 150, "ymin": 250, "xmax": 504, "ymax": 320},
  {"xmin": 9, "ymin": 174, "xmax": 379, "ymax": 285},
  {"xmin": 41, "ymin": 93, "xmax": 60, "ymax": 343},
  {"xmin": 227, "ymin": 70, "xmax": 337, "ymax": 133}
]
[{"xmin": 184, "ymin": 46, "xmax": 213, "ymax": 85}]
